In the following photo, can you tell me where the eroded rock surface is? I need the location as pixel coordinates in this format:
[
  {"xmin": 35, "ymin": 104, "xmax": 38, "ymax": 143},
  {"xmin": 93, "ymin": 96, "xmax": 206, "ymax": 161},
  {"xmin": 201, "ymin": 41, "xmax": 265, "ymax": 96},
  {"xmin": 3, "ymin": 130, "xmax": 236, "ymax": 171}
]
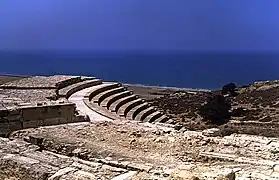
[{"xmin": 5, "ymin": 121, "xmax": 279, "ymax": 179}]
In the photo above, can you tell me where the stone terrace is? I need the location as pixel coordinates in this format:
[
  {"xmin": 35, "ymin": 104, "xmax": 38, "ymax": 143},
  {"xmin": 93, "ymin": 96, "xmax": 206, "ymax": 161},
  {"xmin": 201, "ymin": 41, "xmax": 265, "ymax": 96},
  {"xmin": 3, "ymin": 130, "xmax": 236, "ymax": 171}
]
[
  {"xmin": 0, "ymin": 75, "xmax": 78, "ymax": 89},
  {"xmin": 0, "ymin": 75, "xmax": 82, "ymax": 106},
  {"xmin": 0, "ymin": 89, "xmax": 56, "ymax": 105}
]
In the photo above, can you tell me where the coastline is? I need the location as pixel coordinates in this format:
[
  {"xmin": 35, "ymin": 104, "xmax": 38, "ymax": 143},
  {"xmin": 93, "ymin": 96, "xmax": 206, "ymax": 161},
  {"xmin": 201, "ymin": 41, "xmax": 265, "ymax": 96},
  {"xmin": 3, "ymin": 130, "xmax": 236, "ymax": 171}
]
[
  {"xmin": 0, "ymin": 73, "xmax": 212, "ymax": 92},
  {"xmin": 123, "ymin": 83, "xmax": 211, "ymax": 92}
]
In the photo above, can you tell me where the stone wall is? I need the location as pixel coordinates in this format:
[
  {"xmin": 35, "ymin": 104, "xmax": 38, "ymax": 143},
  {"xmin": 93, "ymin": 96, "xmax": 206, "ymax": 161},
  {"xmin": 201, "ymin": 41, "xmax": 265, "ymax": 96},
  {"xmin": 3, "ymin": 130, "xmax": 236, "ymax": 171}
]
[{"xmin": 0, "ymin": 102, "xmax": 84, "ymax": 137}]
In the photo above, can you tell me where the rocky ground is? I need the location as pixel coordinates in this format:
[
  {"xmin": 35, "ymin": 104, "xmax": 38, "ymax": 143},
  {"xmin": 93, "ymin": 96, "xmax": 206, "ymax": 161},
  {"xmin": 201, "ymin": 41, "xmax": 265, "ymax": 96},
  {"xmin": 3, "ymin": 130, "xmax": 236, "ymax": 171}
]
[
  {"xmin": 3, "ymin": 121, "xmax": 279, "ymax": 179},
  {"xmin": 1, "ymin": 76, "xmax": 279, "ymax": 179},
  {"xmin": 0, "ymin": 75, "xmax": 75, "ymax": 106},
  {"xmin": 0, "ymin": 75, "xmax": 75, "ymax": 88},
  {"xmin": 0, "ymin": 75, "xmax": 25, "ymax": 86},
  {"xmin": 131, "ymin": 81, "xmax": 279, "ymax": 138}
]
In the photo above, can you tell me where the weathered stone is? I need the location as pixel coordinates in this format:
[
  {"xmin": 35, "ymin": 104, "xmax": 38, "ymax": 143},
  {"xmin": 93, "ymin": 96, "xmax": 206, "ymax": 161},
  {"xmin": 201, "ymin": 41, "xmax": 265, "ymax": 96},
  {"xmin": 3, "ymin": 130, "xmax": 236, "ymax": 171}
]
[
  {"xmin": 2, "ymin": 154, "xmax": 40, "ymax": 165},
  {"xmin": 48, "ymin": 167, "xmax": 77, "ymax": 180},
  {"xmin": 0, "ymin": 122, "xmax": 9, "ymax": 128},
  {"xmin": 72, "ymin": 170, "xmax": 97, "ymax": 179},
  {"xmin": 273, "ymin": 164, "xmax": 279, "ymax": 172},
  {"xmin": 111, "ymin": 171, "xmax": 138, "ymax": 180},
  {"xmin": 0, "ymin": 106, "xmax": 9, "ymax": 117},
  {"xmin": 8, "ymin": 121, "xmax": 22, "ymax": 131},
  {"xmin": 72, "ymin": 148, "xmax": 83, "ymax": 155},
  {"xmin": 154, "ymin": 137, "xmax": 165, "ymax": 143},
  {"xmin": 102, "ymin": 165, "xmax": 127, "ymax": 173},
  {"xmin": 128, "ymin": 163, "xmax": 153, "ymax": 172},
  {"xmin": 5, "ymin": 115, "xmax": 22, "ymax": 122},
  {"xmin": 43, "ymin": 118, "xmax": 61, "ymax": 126},
  {"xmin": 72, "ymin": 157, "xmax": 102, "ymax": 169},
  {"xmin": 27, "ymin": 135, "xmax": 44, "ymax": 146},
  {"xmin": 167, "ymin": 136, "xmax": 176, "ymax": 143},
  {"xmin": 170, "ymin": 170, "xmax": 200, "ymax": 180},
  {"xmin": 22, "ymin": 120, "xmax": 44, "ymax": 129},
  {"xmin": 216, "ymin": 169, "xmax": 236, "ymax": 180},
  {"xmin": 202, "ymin": 128, "xmax": 221, "ymax": 137},
  {"xmin": 71, "ymin": 162, "xmax": 98, "ymax": 173},
  {"xmin": 200, "ymin": 152, "xmax": 237, "ymax": 161}
]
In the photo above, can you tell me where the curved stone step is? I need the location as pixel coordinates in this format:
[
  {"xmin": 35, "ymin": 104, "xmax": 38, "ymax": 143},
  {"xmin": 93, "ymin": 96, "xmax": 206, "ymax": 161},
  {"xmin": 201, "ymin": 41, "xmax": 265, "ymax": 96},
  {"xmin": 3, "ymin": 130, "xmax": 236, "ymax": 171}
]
[
  {"xmin": 100, "ymin": 91, "xmax": 132, "ymax": 108},
  {"xmin": 143, "ymin": 111, "xmax": 163, "ymax": 123},
  {"xmin": 134, "ymin": 107, "xmax": 156, "ymax": 122},
  {"xmin": 164, "ymin": 118, "xmax": 176, "ymax": 124},
  {"xmin": 153, "ymin": 115, "xmax": 169, "ymax": 123},
  {"xmin": 126, "ymin": 102, "xmax": 150, "ymax": 120},
  {"xmin": 87, "ymin": 82, "xmax": 121, "ymax": 100},
  {"xmin": 118, "ymin": 99, "xmax": 144, "ymax": 117},
  {"xmin": 109, "ymin": 94, "xmax": 139, "ymax": 113},
  {"xmin": 92, "ymin": 87, "xmax": 126, "ymax": 104},
  {"xmin": 59, "ymin": 79, "xmax": 103, "ymax": 98}
]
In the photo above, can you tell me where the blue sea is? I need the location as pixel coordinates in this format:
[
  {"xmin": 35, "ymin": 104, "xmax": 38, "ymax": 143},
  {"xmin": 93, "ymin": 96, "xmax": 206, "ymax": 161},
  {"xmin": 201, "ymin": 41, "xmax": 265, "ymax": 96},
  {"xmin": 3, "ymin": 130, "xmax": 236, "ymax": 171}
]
[{"xmin": 0, "ymin": 51, "xmax": 278, "ymax": 90}]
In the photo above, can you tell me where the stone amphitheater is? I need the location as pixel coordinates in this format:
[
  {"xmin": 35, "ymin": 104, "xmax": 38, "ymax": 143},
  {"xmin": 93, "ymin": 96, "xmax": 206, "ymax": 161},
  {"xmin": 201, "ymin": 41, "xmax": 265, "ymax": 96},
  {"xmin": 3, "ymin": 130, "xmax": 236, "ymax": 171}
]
[{"xmin": 1, "ymin": 75, "xmax": 279, "ymax": 179}]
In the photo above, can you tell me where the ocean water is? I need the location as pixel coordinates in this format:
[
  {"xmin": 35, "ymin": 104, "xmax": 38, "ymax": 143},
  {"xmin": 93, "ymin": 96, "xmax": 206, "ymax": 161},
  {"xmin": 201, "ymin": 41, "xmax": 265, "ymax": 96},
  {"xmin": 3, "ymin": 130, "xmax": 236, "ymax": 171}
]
[{"xmin": 0, "ymin": 51, "xmax": 278, "ymax": 90}]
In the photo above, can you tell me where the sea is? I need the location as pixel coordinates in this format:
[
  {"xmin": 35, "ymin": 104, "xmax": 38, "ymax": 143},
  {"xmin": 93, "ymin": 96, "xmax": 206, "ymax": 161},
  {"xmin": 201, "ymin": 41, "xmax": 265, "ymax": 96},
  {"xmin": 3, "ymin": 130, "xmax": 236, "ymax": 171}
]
[{"xmin": 0, "ymin": 51, "xmax": 278, "ymax": 90}]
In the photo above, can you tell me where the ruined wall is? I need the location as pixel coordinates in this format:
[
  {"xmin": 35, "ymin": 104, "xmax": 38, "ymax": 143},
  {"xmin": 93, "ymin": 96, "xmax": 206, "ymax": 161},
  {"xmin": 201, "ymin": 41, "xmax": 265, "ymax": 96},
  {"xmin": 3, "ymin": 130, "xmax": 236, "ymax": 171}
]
[{"xmin": 0, "ymin": 103, "xmax": 82, "ymax": 136}]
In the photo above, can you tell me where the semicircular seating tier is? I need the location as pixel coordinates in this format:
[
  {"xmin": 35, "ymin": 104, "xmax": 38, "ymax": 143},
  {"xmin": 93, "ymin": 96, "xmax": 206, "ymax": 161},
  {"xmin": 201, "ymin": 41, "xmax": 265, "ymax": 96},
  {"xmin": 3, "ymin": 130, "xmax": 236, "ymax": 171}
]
[{"xmin": 63, "ymin": 77, "xmax": 172, "ymax": 124}]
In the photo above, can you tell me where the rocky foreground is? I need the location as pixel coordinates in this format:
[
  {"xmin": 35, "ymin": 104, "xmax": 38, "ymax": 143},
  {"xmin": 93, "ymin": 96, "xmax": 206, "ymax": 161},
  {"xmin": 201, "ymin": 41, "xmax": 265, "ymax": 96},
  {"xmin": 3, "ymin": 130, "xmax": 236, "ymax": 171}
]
[
  {"xmin": 1, "ymin": 76, "xmax": 279, "ymax": 179},
  {"xmin": 3, "ymin": 120, "xmax": 279, "ymax": 179}
]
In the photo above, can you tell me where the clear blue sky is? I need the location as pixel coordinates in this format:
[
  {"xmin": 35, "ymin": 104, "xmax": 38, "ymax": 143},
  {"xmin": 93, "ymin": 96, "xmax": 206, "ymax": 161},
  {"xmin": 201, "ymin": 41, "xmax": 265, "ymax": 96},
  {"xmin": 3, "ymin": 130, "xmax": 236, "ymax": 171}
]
[{"xmin": 0, "ymin": 0, "xmax": 278, "ymax": 51}]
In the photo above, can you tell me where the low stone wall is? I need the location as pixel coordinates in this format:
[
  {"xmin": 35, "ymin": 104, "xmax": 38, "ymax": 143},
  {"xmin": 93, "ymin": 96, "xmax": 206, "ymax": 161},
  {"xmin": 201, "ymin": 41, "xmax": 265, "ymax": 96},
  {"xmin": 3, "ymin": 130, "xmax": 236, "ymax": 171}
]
[{"xmin": 0, "ymin": 102, "xmax": 88, "ymax": 137}]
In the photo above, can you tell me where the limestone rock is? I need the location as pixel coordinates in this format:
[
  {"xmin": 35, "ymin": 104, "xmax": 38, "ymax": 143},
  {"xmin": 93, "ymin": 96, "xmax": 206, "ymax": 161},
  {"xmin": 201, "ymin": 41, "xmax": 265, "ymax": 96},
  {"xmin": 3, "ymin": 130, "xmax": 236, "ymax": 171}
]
[
  {"xmin": 202, "ymin": 128, "xmax": 221, "ymax": 137},
  {"xmin": 216, "ymin": 169, "xmax": 235, "ymax": 180},
  {"xmin": 48, "ymin": 167, "xmax": 77, "ymax": 180},
  {"xmin": 169, "ymin": 170, "xmax": 200, "ymax": 180}
]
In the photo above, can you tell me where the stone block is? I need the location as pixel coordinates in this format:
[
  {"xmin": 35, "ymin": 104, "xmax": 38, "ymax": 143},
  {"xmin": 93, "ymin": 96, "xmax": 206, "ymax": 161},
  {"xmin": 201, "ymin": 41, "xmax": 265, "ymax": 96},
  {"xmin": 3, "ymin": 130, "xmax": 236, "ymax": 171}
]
[
  {"xmin": 22, "ymin": 107, "xmax": 43, "ymax": 121},
  {"xmin": 0, "ymin": 123, "xmax": 11, "ymax": 136},
  {"xmin": 66, "ymin": 116, "xmax": 74, "ymax": 123},
  {"xmin": 0, "ymin": 118, "xmax": 8, "ymax": 124},
  {"xmin": 9, "ymin": 121, "xmax": 22, "ymax": 131},
  {"xmin": 5, "ymin": 115, "xmax": 22, "ymax": 122},
  {"xmin": 44, "ymin": 118, "xmax": 61, "ymax": 126},
  {"xmin": 23, "ymin": 120, "xmax": 43, "ymax": 129},
  {"xmin": 48, "ymin": 167, "xmax": 77, "ymax": 180},
  {"xmin": 0, "ymin": 122, "xmax": 9, "ymax": 128},
  {"xmin": 0, "ymin": 108, "xmax": 9, "ymax": 117},
  {"xmin": 58, "ymin": 117, "xmax": 68, "ymax": 124},
  {"xmin": 216, "ymin": 169, "xmax": 236, "ymax": 180},
  {"xmin": 170, "ymin": 170, "xmax": 200, "ymax": 180},
  {"xmin": 111, "ymin": 171, "xmax": 138, "ymax": 180},
  {"xmin": 73, "ymin": 115, "xmax": 89, "ymax": 123},
  {"xmin": 202, "ymin": 128, "xmax": 221, "ymax": 137},
  {"xmin": 42, "ymin": 106, "xmax": 62, "ymax": 119},
  {"xmin": 70, "ymin": 170, "xmax": 96, "ymax": 179},
  {"xmin": 60, "ymin": 105, "xmax": 75, "ymax": 118},
  {"xmin": 128, "ymin": 163, "xmax": 153, "ymax": 172},
  {"xmin": 8, "ymin": 108, "xmax": 22, "ymax": 115}
]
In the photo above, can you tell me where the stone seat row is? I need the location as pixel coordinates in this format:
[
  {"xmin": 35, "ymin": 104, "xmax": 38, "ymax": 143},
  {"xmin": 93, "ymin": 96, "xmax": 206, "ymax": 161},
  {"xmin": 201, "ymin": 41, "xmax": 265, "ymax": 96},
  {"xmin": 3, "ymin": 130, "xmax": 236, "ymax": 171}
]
[{"xmin": 82, "ymin": 82, "xmax": 172, "ymax": 123}]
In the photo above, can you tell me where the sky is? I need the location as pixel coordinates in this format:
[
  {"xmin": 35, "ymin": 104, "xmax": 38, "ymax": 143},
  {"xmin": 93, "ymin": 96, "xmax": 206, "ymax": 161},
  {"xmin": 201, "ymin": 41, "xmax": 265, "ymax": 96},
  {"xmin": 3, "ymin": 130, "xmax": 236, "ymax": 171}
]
[{"xmin": 0, "ymin": 0, "xmax": 279, "ymax": 51}]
